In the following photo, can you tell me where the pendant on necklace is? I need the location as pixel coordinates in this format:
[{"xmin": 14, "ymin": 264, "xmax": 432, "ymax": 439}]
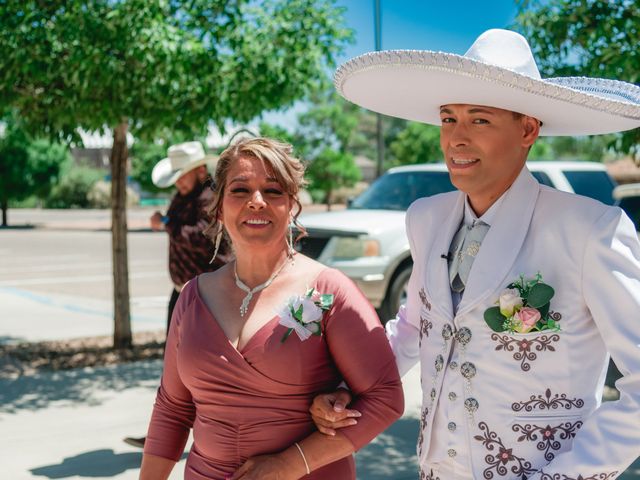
[{"xmin": 239, "ymin": 292, "xmax": 253, "ymax": 317}]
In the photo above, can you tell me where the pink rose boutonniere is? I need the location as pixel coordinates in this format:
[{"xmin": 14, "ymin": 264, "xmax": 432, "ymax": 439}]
[
  {"xmin": 278, "ymin": 288, "xmax": 334, "ymax": 342},
  {"xmin": 484, "ymin": 273, "xmax": 560, "ymax": 334}
]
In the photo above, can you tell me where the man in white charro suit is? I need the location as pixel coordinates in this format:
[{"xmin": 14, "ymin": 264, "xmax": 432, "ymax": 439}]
[{"xmin": 311, "ymin": 29, "xmax": 640, "ymax": 479}]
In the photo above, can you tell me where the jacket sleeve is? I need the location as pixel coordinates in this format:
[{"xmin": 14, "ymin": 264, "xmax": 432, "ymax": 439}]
[
  {"xmin": 531, "ymin": 208, "xmax": 640, "ymax": 479},
  {"xmin": 385, "ymin": 203, "xmax": 422, "ymax": 378}
]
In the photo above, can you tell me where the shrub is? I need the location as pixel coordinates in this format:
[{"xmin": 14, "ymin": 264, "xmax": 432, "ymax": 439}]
[{"xmin": 45, "ymin": 167, "xmax": 104, "ymax": 208}]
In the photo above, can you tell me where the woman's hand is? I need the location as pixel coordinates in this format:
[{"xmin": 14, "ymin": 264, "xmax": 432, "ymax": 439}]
[{"xmin": 229, "ymin": 454, "xmax": 298, "ymax": 480}]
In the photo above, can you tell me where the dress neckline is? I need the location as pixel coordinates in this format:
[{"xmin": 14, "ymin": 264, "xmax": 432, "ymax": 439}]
[{"xmin": 194, "ymin": 268, "xmax": 330, "ymax": 356}]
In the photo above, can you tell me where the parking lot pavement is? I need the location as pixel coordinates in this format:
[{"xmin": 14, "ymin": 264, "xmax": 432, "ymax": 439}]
[{"xmin": 0, "ymin": 228, "xmax": 170, "ymax": 343}]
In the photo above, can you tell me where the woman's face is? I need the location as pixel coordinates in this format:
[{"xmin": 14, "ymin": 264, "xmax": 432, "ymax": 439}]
[{"xmin": 220, "ymin": 155, "xmax": 292, "ymax": 254}]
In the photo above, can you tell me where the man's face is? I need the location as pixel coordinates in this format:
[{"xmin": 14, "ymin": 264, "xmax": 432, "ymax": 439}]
[
  {"xmin": 175, "ymin": 169, "xmax": 200, "ymax": 196},
  {"xmin": 439, "ymin": 104, "xmax": 539, "ymax": 214}
]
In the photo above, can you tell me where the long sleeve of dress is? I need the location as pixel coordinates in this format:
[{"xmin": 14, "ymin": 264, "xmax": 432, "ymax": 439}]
[
  {"xmin": 144, "ymin": 286, "xmax": 197, "ymax": 461},
  {"xmin": 320, "ymin": 271, "xmax": 405, "ymax": 451}
]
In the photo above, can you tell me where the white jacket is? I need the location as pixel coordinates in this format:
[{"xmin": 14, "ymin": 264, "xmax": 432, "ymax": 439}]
[{"xmin": 387, "ymin": 167, "xmax": 640, "ymax": 479}]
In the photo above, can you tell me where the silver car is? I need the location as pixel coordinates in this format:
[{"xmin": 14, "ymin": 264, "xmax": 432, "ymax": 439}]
[{"xmin": 298, "ymin": 162, "xmax": 617, "ymax": 322}]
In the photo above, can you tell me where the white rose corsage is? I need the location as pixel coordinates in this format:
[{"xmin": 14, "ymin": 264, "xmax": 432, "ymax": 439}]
[{"xmin": 278, "ymin": 288, "xmax": 334, "ymax": 343}]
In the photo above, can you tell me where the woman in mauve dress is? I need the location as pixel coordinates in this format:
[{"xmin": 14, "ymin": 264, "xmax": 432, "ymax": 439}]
[{"xmin": 140, "ymin": 137, "xmax": 404, "ymax": 480}]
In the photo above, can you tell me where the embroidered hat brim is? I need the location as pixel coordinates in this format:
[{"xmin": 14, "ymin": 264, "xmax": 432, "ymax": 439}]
[{"xmin": 334, "ymin": 31, "xmax": 640, "ymax": 136}]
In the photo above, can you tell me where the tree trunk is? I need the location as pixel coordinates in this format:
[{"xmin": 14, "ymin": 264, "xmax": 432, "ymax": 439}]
[
  {"xmin": 1, "ymin": 199, "xmax": 7, "ymax": 227},
  {"xmin": 110, "ymin": 119, "xmax": 132, "ymax": 349},
  {"xmin": 326, "ymin": 189, "xmax": 332, "ymax": 212}
]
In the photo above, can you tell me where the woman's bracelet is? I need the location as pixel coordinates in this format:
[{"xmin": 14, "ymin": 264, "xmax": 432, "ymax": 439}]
[{"xmin": 294, "ymin": 442, "xmax": 310, "ymax": 475}]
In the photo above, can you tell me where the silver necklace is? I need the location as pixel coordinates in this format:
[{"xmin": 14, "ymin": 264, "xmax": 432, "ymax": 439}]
[{"xmin": 234, "ymin": 259, "xmax": 289, "ymax": 316}]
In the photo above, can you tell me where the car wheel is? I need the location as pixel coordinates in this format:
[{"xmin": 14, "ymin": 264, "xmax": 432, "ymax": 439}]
[{"xmin": 378, "ymin": 263, "xmax": 412, "ymax": 324}]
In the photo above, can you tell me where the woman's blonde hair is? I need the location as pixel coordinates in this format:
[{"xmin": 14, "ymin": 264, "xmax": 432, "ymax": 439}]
[{"xmin": 205, "ymin": 137, "xmax": 308, "ymax": 246}]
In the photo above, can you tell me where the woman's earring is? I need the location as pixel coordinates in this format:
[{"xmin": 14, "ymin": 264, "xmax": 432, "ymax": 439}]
[
  {"xmin": 287, "ymin": 220, "xmax": 295, "ymax": 259},
  {"xmin": 209, "ymin": 223, "xmax": 223, "ymax": 264}
]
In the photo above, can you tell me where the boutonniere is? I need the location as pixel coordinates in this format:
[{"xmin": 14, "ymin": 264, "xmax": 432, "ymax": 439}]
[
  {"xmin": 278, "ymin": 288, "xmax": 334, "ymax": 342},
  {"xmin": 483, "ymin": 273, "xmax": 560, "ymax": 334}
]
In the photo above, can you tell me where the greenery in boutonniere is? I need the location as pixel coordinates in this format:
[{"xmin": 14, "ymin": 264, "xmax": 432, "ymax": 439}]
[
  {"xmin": 483, "ymin": 273, "xmax": 560, "ymax": 334},
  {"xmin": 278, "ymin": 288, "xmax": 334, "ymax": 343}
]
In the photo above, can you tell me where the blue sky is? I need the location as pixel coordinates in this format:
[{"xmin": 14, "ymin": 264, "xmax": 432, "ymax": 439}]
[{"xmin": 336, "ymin": 0, "xmax": 519, "ymax": 60}]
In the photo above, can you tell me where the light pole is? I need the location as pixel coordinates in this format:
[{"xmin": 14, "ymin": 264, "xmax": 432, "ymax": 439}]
[{"xmin": 374, "ymin": 0, "xmax": 384, "ymax": 178}]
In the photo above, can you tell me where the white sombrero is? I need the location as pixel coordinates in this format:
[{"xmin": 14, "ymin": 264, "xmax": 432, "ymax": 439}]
[
  {"xmin": 151, "ymin": 141, "xmax": 217, "ymax": 188},
  {"xmin": 334, "ymin": 29, "xmax": 640, "ymax": 136}
]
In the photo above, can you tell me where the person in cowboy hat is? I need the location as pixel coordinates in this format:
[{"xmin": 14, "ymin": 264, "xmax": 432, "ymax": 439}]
[
  {"xmin": 310, "ymin": 28, "xmax": 640, "ymax": 479},
  {"xmin": 125, "ymin": 140, "xmax": 230, "ymax": 449}
]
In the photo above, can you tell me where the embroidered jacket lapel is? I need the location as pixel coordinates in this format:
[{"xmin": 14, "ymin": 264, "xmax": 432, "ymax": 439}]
[
  {"xmin": 424, "ymin": 192, "xmax": 465, "ymax": 322},
  {"xmin": 456, "ymin": 168, "xmax": 540, "ymax": 316}
]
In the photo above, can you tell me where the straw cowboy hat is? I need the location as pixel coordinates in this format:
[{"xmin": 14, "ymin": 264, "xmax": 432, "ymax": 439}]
[
  {"xmin": 151, "ymin": 141, "xmax": 217, "ymax": 188},
  {"xmin": 334, "ymin": 28, "xmax": 640, "ymax": 136}
]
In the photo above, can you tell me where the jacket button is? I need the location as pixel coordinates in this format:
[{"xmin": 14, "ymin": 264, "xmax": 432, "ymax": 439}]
[
  {"xmin": 448, "ymin": 392, "xmax": 457, "ymax": 401},
  {"xmin": 435, "ymin": 355, "xmax": 444, "ymax": 372},
  {"xmin": 461, "ymin": 362, "xmax": 477, "ymax": 379},
  {"xmin": 449, "ymin": 361, "xmax": 458, "ymax": 370},
  {"xmin": 448, "ymin": 422, "xmax": 456, "ymax": 432},
  {"xmin": 448, "ymin": 448, "xmax": 457, "ymax": 457}
]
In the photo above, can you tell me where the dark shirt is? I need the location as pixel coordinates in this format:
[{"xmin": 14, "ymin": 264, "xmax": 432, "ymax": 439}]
[{"xmin": 165, "ymin": 181, "xmax": 226, "ymax": 287}]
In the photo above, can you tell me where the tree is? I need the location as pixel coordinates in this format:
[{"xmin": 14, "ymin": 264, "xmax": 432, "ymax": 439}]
[
  {"xmin": 306, "ymin": 148, "xmax": 360, "ymax": 210},
  {"xmin": 514, "ymin": 0, "xmax": 640, "ymax": 162},
  {"xmin": 389, "ymin": 122, "xmax": 443, "ymax": 166},
  {"xmin": 0, "ymin": 0, "xmax": 351, "ymax": 348},
  {"xmin": 0, "ymin": 113, "xmax": 69, "ymax": 226}
]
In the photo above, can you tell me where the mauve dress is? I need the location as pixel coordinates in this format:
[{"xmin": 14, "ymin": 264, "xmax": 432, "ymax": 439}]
[{"xmin": 144, "ymin": 268, "xmax": 404, "ymax": 479}]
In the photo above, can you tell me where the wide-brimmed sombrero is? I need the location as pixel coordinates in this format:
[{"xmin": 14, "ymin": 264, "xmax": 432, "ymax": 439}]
[
  {"xmin": 334, "ymin": 29, "xmax": 640, "ymax": 136},
  {"xmin": 151, "ymin": 141, "xmax": 217, "ymax": 188}
]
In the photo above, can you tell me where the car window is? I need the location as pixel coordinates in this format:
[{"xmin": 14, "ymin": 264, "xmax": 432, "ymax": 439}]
[
  {"xmin": 350, "ymin": 171, "xmax": 456, "ymax": 210},
  {"xmin": 618, "ymin": 197, "xmax": 640, "ymax": 230},
  {"xmin": 530, "ymin": 171, "xmax": 555, "ymax": 188},
  {"xmin": 563, "ymin": 170, "xmax": 616, "ymax": 205}
]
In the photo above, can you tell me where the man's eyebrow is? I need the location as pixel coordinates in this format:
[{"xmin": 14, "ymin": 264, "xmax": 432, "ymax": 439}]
[
  {"xmin": 439, "ymin": 107, "xmax": 453, "ymax": 114},
  {"xmin": 467, "ymin": 107, "xmax": 495, "ymax": 115}
]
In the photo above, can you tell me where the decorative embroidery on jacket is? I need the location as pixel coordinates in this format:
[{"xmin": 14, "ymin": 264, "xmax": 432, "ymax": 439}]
[
  {"xmin": 491, "ymin": 333, "xmax": 560, "ymax": 371},
  {"xmin": 420, "ymin": 468, "xmax": 440, "ymax": 480},
  {"xmin": 417, "ymin": 406, "xmax": 429, "ymax": 457},
  {"xmin": 419, "ymin": 315, "xmax": 433, "ymax": 345},
  {"xmin": 474, "ymin": 421, "xmax": 536, "ymax": 479},
  {"xmin": 512, "ymin": 389, "xmax": 584, "ymax": 413},
  {"xmin": 539, "ymin": 472, "xmax": 618, "ymax": 480},
  {"xmin": 419, "ymin": 287, "xmax": 432, "ymax": 310},
  {"xmin": 512, "ymin": 420, "xmax": 583, "ymax": 462}
]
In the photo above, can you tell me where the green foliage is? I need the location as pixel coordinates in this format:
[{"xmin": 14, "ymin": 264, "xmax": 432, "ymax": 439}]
[
  {"xmin": 0, "ymin": 113, "xmax": 69, "ymax": 216},
  {"xmin": 45, "ymin": 165, "xmax": 104, "ymax": 208},
  {"xmin": 0, "ymin": 0, "xmax": 352, "ymax": 140},
  {"xmin": 389, "ymin": 122, "xmax": 443, "ymax": 166},
  {"xmin": 306, "ymin": 148, "xmax": 360, "ymax": 207},
  {"xmin": 529, "ymin": 135, "xmax": 618, "ymax": 161},
  {"xmin": 129, "ymin": 141, "xmax": 168, "ymax": 194},
  {"xmin": 483, "ymin": 306, "xmax": 506, "ymax": 333},
  {"xmin": 514, "ymin": 0, "xmax": 640, "ymax": 161}
]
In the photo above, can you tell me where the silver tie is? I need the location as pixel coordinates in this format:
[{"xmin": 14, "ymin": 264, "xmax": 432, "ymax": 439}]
[{"xmin": 448, "ymin": 220, "xmax": 490, "ymax": 293}]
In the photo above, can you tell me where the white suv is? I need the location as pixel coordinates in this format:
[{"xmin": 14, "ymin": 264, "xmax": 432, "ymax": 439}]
[{"xmin": 298, "ymin": 162, "xmax": 617, "ymax": 321}]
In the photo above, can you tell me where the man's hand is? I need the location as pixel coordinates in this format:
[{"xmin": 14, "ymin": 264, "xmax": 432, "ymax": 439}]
[
  {"xmin": 309, "ymin": 389, "xmax": 361, "ymax": 436},
  {"xmin": 150, "ymin": 211, "xmax": 165, "ymax": 231}
]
